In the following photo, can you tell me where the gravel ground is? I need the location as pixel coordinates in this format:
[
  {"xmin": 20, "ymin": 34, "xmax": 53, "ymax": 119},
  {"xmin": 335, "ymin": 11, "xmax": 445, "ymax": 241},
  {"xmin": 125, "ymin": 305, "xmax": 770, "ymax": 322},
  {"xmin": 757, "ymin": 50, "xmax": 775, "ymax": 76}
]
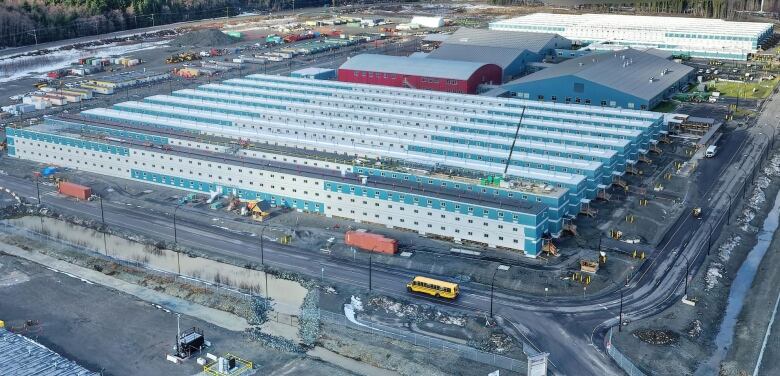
[
  {"xmin": 0, "ymin": 253, "xmax": 351, "ymax": 376},
  {"xmin": 612, "ymin": 148, "xmax": 780, "ymax": 375}
]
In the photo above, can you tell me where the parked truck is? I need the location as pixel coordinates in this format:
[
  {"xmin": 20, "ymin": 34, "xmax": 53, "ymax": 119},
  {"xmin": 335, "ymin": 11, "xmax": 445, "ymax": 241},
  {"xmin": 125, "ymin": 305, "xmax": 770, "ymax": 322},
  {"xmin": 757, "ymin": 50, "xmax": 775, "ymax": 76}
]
[
  {"xmin": 58, "ymin": 181, "xmax": 92, "ymax": 200},
  {"xmin": 345, "ymin": 230, "xmax": 397, "ymax": 254}
]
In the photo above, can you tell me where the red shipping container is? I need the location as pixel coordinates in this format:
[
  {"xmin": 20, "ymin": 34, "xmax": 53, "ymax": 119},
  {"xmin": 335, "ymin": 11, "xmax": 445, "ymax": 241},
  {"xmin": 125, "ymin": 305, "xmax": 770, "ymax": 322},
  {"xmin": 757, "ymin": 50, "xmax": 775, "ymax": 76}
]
[
  {"xmin": 345, "ymin": 231, "xmax": 397, "ymax": 254},
  {"xmin": 58, "ymin": 182, "xmax": 92, "ymax": 200}
]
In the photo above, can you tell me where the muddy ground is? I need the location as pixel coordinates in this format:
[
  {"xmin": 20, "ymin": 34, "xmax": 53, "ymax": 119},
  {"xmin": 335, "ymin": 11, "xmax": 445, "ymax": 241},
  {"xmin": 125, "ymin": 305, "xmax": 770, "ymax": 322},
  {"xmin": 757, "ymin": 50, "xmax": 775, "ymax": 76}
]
[
  {"xmin": 611, "ymin": 149, "xmax": 780, "ymax": 375},
  {"xmin": 0, "ymin": 253, "xmax": 348, "ymax": 376}
]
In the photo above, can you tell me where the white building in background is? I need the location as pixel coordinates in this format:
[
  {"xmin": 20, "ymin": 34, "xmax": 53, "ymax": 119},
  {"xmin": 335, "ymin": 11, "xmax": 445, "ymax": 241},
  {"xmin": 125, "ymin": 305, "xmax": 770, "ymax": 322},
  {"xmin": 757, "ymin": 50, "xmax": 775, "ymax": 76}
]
[
  {"xmin": 490, "ymin": 13, "xmax": 774, "ymax": 60},
  {"xmin": 410, "ymin": 16, "xmax": 445, "ymax": 28}
]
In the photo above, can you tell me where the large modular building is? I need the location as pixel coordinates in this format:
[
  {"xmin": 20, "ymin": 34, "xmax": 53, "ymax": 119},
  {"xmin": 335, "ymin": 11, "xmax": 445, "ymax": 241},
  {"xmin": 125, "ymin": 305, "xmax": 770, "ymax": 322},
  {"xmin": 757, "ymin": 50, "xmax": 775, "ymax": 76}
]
[
  {"xmin": 338, "ymin": 54, "xmax": 502, "ymax": 94},
  {"xmin": 490, "ymin": 13, "xmax": 774, "ymax": 60},
  {"xmin": 6, "ymin": 74, "xmax": 665, "ymax": 257},
  {"xmin": 427, "ymin": 28, "xmax": 571, "ymax": 81},
  {"xmin": 501, "ymin": 48, "xmax": 694, "ymax": 110}
]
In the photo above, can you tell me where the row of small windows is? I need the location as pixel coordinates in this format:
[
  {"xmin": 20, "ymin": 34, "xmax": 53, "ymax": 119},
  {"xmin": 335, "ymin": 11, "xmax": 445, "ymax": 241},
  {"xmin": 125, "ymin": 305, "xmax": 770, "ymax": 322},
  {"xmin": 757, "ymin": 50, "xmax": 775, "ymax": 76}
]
[
  {"xmin": 332, "ymin": 207, "xmax": 521, "ymax": 244},
  {"xmin": 200, "ymin": 81, "xmax": 644, "ymax": 129},
  {"xmin": 243, "ymin": 76, "xmax": 653, "ymax": 123}
]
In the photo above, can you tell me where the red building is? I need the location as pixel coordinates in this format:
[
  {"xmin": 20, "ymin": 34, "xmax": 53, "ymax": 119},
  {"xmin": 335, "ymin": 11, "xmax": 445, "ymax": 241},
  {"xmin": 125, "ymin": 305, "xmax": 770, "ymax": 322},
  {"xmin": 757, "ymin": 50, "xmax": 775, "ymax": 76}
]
[{"xmin": 338, "ymin": 54, "xmax": 502, "ymax": 94}]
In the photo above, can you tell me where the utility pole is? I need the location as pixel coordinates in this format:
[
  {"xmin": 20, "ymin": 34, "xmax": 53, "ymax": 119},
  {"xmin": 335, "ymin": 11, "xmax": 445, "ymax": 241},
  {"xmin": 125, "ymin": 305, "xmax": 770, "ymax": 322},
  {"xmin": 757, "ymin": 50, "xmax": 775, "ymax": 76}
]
[
  {"xmin": 99, "ymin": 196, "xmax": 108, "ymax": 255},
  {"xmin": 173, "ymin": 204, "xmax": 181, "ymax": 275},
  {"xmin": 726, "ymin": 192, "xmax": 733, "ymax": 224},
  {"xmin": 369, "ymin": 254, "xmax": 373, "ymax": 291},
  {"xmin": 490, "ymin": 268, "xmax": 499, "ymax": 317},
  {"xmin": 618, "ymin": 291, "xmax": 624, "ymax": 332},
  {"xmin": 35, "ymin": 177, "xmax": 41, "ymax": 204},
  {"xmin": 260, "ymin": 226, "xmax": 268, "ymax": 299},
  {"xmin": 682, "ymin": 253, "xmax": 690, "ymax": 297}
]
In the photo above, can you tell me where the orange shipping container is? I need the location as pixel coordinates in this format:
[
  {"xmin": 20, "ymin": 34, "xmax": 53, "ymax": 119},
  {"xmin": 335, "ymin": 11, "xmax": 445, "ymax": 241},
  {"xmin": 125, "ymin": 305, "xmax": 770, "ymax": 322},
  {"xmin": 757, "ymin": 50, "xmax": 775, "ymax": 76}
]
[
  {"xmin": 58, "ymin": 182, "xmax": 92, "ymax": 200},
  {"xmin": 345, "ymin": 231, "xmax": 397, "ymax": 254}
]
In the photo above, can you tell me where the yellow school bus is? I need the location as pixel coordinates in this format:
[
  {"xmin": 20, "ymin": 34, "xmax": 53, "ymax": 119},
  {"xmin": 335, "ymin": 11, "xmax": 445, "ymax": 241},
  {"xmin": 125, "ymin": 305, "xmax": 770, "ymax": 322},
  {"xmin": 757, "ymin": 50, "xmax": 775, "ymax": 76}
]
[{"xmin": 406, "ymin": 276, "xmax": 459, "ymax": 299}]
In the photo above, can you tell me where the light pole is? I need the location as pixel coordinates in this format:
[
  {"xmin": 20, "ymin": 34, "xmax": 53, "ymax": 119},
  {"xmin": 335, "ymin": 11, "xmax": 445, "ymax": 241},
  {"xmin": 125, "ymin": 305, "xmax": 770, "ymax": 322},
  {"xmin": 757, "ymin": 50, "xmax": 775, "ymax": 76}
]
[
  {"xmin": 35, "ymin": 177, "xmax": 41, "ymax": 204},
  {"xmin": 369, "ymin": 253, "xmax": 373, "ymax": 291},
  {"xmin": 259, "ymin": 225, "xmax": 267, "ymax": 266},
  {"xmin": 259, "ymin": 225, "xmax": 269, "ymax": 299},
  {"xmin": 99, "ymin": 196, "xmax": 108, "ymax": 255},
  {"xmin": 681, "ymin": 252, "xmax": 690, "ymax": 297},
  {"xmin": 618, "ymin": 291, "xmax": 624, "ymax": 332},
  {"xmin": 490, "ymin": 268, "xmax": 499, "ymax": 317},
  {"xmin": 173, "ymin": 204, "xmax": 182, "ymax": 275},
  {"xmin": 726, "ymin": 192, "xmax": 733, "ymax": 225}
]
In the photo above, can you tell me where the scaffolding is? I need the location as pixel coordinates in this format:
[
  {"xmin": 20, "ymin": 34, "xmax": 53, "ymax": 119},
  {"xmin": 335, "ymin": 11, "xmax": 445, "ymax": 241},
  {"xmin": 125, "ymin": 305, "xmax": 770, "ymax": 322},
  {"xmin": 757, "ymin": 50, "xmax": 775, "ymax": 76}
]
[
  {"xmin": 649, "ymin": 140, "xmax": 663, "ymax": 154},
  {"xmin": 625, "ymin": 160, "xmax": 641, "ymax": 175},
  {"xmin": 579, "ymin": 199, "xmax": 597, "ymax": 217},
  {"xmin": 596, "ymin": 184, "xmax": 612, "ymax": 202},
  {"xmin": 562, "ymin": 217, "xmax": 578, "ymax": 236},
  {"xmin": 612, "ymin": 171, "xmax": 628, "ymax": 190}
]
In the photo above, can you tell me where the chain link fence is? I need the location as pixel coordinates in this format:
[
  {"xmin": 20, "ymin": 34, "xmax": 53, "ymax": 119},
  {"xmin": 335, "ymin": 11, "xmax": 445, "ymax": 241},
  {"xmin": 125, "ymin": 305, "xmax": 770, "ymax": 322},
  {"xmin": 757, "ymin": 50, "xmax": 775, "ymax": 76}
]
[
  {"xmin": 319, "ymin": 309, "xmax": 525, "ymax": 372},
  {"xmin": 606, "ymin": 327, "xmax": 647, "ymax": 376},
  {"xmin": 2, "ymin": 220, "xmax": 523, "ymax": 371}
]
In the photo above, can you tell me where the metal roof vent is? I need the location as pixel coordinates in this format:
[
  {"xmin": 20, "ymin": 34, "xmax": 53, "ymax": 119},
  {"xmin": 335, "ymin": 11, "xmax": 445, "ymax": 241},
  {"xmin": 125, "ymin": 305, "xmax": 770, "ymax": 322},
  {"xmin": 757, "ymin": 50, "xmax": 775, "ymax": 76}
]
[{"xmin": 649, "ymin": 77, "xmax": 655, "ymax": 83}]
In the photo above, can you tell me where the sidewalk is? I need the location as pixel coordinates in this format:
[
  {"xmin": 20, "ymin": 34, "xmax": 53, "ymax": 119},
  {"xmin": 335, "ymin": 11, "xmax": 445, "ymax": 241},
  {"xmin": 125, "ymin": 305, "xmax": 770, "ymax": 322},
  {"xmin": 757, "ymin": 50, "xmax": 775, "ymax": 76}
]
[
  {"xmin": 307, "ymin": 347, "xmax": 400, "ymax": 376},
  {"xmin": 1, "ymin": 243, "xmax": 401, "ymax": 376}
]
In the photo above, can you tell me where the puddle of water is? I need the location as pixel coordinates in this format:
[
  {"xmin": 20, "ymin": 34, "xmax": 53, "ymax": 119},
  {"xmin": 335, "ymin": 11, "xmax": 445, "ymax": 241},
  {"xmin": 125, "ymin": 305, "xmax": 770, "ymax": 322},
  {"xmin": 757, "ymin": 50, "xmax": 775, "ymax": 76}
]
[
  {"xmin": 697, "ymin": 189, "xmax": 780, "ymax": 374},
  {"xmin": 3, "ymin": 216, "xmax": 307, "ymax": 314}
]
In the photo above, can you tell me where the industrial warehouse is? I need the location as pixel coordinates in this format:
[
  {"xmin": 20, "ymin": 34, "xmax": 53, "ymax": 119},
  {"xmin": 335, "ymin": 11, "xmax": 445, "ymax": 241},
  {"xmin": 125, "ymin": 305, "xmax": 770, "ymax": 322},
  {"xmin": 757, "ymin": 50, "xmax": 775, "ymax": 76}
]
[
  {"xmin": 5, "ymin": 73, "xmax": 664, "ymax": 256},
  {"xmin": 490, "ymin": 13, "xmax": 774, "ymax": 60},
  {"xmin": 5, "ymin": 4, "xmax": 780, "ymax": 376},
  {"xmin": 500, "ymin": 48, "xmax": 695, "ymax": 110}
]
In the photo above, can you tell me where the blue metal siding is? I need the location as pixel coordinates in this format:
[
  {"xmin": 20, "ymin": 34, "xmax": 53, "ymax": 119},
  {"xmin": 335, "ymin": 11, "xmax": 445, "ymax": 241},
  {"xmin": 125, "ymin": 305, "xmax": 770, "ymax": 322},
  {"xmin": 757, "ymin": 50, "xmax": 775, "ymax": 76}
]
[{"xmin": 130, "ymin": 169, "xmax": 325, "ymax": 213}]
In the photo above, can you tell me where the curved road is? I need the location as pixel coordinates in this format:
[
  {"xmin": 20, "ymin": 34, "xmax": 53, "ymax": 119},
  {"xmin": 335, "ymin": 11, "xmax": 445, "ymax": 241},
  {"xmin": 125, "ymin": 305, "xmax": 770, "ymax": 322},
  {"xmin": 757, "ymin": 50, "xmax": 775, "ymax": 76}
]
[{"xmin": 1, "ymin": 105, "xmax": 776, "ymax": 375}]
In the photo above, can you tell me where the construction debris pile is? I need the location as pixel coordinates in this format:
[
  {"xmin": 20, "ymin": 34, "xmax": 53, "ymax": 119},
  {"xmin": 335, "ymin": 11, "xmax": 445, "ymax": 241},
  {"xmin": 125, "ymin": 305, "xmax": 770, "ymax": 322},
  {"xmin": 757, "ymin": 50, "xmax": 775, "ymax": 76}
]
[
  {"xmin": 364, "ymin": 296, "xmax": 466, "ymax": 326},
  {"xmin": 686, "ymin": 320, "xmax": 702, "ymax": 338},
  {"xmin": 172, "ymin": 29, "xmax": 238, "ymax": 47},
  {"xmin": 633, "ymin": 329, "xmax": 679, "ymax": 345}
]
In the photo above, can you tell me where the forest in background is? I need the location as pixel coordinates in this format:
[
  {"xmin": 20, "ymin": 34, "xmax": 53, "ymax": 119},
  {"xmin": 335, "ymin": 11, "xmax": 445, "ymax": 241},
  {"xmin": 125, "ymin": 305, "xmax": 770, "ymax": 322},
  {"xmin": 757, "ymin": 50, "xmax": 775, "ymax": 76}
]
[
  {"xmin": 489, "ymin": 0, "xmax": 780, "ymax": 19},
  {"xmin": 0, "ymin": 0, "xmax": 332, "ymax": 48},
  {"xmin": 2, "ymin": 0, "xmax": 778, "ymax": 48}
]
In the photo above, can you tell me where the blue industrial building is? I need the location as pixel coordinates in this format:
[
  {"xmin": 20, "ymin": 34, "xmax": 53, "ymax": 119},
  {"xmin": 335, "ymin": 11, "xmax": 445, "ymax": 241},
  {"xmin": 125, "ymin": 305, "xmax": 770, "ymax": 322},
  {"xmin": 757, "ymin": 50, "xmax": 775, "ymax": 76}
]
[
  {"xmin": 427, "ymin": 28, "xmax": 571, "ymax": 81},
  {"xmin": 500, "ymin": 48, "xmax": 694, "ymax": 110}
]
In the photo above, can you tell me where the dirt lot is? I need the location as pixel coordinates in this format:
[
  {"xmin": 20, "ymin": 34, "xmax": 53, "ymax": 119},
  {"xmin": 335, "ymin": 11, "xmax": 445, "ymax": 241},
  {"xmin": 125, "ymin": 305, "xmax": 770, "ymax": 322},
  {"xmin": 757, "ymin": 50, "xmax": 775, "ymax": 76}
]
[
  {"xmin": 0, "ymin": 253, "xmax": 350, "ymax": 376},
  {"xmin": 611, "ymin": 149, "xmax": 780, "ymax": 375}
]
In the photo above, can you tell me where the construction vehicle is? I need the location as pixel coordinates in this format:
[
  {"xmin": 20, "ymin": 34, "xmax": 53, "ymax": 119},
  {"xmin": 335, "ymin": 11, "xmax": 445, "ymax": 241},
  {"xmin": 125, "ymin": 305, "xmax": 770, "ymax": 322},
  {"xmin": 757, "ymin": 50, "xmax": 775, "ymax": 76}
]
[
  {"xmin": 178, "ymin": 193, "xmax": 197, "ymax": 205},
  {"xmin": 580, "ymin": 260, "xmax": 599, "ymax": 274},
  {"xmin": 226, "ymin": 196, "xmax": 241, "ymax": 211},
  {"xmin": 165, "ymin": 52, "xmax": 201, "ymax": 64},
  {"xmin": 692, "ymin": 207, "xmax": 703, "ymax": 219},
  {"xmin": 247, "ymin": 200, "xmax": 271, "ymax": 221}
]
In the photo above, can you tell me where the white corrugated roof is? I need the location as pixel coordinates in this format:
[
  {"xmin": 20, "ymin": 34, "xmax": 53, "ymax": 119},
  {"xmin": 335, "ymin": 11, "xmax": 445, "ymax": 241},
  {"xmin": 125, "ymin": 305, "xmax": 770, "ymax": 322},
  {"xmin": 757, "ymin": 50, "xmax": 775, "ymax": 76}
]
[{"xmin": 339, "ymin": 54, "xmax": 497, "ymax": 80}]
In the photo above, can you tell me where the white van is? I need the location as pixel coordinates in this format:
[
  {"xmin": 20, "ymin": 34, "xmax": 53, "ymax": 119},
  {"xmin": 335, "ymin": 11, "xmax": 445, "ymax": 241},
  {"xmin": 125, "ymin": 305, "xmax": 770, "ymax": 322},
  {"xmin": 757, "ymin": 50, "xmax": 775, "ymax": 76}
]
[{"xmin": 705, "ymin": 145, "xmax": 718, "ymax": 158}]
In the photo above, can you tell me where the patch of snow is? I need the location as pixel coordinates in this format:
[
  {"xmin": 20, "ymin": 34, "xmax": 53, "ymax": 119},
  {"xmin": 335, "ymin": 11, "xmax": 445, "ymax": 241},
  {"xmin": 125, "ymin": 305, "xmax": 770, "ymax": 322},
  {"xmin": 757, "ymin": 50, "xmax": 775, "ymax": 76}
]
[
  {"xmin": 351, "ymin": 296, "xmax": 363, "ymax": 312},
  {"xmin": 705, "ymin": 264, "xmax": 723, "ymax": 291},
  {"xmin": 763, "ymin": 154, "xmax": 780, "ymax": 177},
  {"xmin": 718, "ymin": 235, "xmax": 741, "ymax": 263}
]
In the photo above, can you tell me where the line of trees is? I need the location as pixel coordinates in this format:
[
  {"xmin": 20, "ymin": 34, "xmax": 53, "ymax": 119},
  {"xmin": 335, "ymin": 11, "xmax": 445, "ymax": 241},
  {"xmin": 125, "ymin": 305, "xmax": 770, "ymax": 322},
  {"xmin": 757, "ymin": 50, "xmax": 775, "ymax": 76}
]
[
  {"xmin": 0, "ymin": 0, "xmax": 336, "ymax": 48},
  {"xmin": 489, "ymin": 0, "xmax": 779, "ymax": 19}
]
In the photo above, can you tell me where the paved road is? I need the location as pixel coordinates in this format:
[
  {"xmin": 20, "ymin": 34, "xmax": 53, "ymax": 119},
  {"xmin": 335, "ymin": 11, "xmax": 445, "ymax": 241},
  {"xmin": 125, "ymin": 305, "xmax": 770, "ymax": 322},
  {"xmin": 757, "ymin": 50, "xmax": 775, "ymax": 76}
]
[{"xmin": 1, "ymin": 95, "xmax": 777, "ymax": 376}]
